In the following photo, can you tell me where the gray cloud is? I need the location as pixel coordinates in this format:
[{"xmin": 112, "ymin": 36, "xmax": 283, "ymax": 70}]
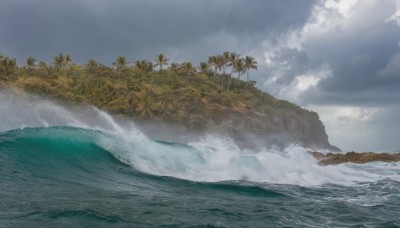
[
  {"xmin": 378, "ymin": 53, "xmax": 400, "ymax": 79},
  {"xmin": 0, "ymin": 0, "xmax": 314, "ymax": 64},
  {"xmin": 319, "ymin": 105, "xmax": 400, "ymax": 152},
  {"xmin": 262, "ymin": 0, "xmax": 400, "ymax": 107}
]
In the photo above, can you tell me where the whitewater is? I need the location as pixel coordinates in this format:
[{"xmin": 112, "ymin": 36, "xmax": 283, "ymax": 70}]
[{"xmin": 1, "ymin": 89, "xmax": 399, "ymax": 227}]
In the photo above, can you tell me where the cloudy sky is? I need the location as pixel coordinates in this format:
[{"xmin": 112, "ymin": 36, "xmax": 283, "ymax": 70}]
[{"xmin": 1, "ymin": 0, "xmax": 400, "ymax": 151}]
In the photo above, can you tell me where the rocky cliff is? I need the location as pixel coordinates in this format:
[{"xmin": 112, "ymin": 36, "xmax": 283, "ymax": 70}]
[
  {"xmin": 2, "ymin": 72, "xmax": 339, "ymax": 151},
  {"xmin": 166, "ymin": 100, "xmax": 339, "ymax": 151}
]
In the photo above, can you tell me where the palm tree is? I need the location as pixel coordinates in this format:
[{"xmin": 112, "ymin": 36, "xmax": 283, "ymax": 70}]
[
  {"xmin": 226, "ymin": 52, "xmax": 239, "ymax": 90},
  {"xmin": 217, "ymin": 55, "xmax": 225, "ymax": 86},
  {"xmin": 26, "ymin": 57, "xmax": 36, "ymax": 73},
  {"xmin": 2, "ymin": 57, "xmax": 17, "ymax": 75},
  {"xmin": 134, "ymin": 60, "xmax": 153, "ymax": 72},
  {"xmin": 0, "ymin": 53, "xmax": 17, "ymax": 75},
  {"xmin": 180, "ymin": 62, "xmax": 196, "ymax": 76},
  {"xmin": 38, "ymin": 61, "xmax": 50, "ymax": 75},
  {"xmin": 234, "ymin": 58, "xmax": 246, "ymax": 90},
  {"xmin": 133, "ymin": 90, "xmax": 155, "ymax": 119},
  {"xmin": 85, "ymin": 59, "xmax": 98, "ymax": 73},
  {"xmin": 113, "ymin": 56, "xmax": 127, "ymax": 72},
  {"xmin": 244, "ymin": 56, "xmax": 257, "ymax": 85},
  {"xmin": 208, "ymin": 56, "xmax": 218, "ymax": 81},
  {"xmin": 53, "ymin": 53, "xmax": 65, "ymax": 71},
  {"xmin": 228, "ymin": 52, "xmax": 238, "ymax": 73},
  {"xmin": 143, "ymin": 60, "xmax": 153, "ymax": 72},
  {"xmin": 146, "ymin": 61, "xmax": 154, "ymax": 72},
  {"xmin": 134, "ymin": 60, "xmax": 142, "ymax": 71},
  {"xmin": 198, "ymin": 62, "xmax": 209, "ymax": 74},
  {"xmin": 64, "ymin": 54, "xmax": 73, "ymax": 72},
  {"xmin": 169, "ymin": 62, "xmax": 179, "ymax": 73},
  {"xmin": 221, "ymin": 51, "xmax": 230, "ymax": 75},
  {"xmin": 65, "ymin": 54, "xmax": 72, "ymax": 66},
  {"xmin": 154, "ymin": 54, "xmax": 169, "ymax": 71}
]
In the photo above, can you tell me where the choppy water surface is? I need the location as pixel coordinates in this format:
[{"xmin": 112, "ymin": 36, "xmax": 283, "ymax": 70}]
[{"xmin": 1, "ymin": 90, "xmax": 399, "ymax": 227}]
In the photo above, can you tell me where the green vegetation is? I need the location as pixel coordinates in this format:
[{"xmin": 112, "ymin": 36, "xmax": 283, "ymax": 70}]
[{"xmin": 0, "ymin": 51, "xmax": 317, "ymax": 129}]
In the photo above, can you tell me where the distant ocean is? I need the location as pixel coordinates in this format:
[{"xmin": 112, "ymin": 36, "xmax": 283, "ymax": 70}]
[{"xmin": 1, "ymin": 90, "xmax": 399, "ymax": 227}]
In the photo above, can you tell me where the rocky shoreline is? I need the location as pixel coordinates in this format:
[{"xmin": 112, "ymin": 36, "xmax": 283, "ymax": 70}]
[{"xmin": 312, "ymin": 151, "xmax": 400, "ymax": 165}]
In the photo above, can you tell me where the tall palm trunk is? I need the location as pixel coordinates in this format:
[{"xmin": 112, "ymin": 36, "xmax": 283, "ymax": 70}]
[
  {"xmin": 227, "ymin": 76, "xmax": 233, "ymax": 91},
  {"xmin": 227, "ymin": 67, "xmax": 235, "ymax": 90},
  {"xmin": 219, "ymin": 65, "xmax": 225, "ymax": 89},
  {"xmin": 245, "ymin": 69, "xmax": 249, "ymax": 88},
  {"xmin": 212, "ymin": 66, "xmax": 217, "ymax": 82}
]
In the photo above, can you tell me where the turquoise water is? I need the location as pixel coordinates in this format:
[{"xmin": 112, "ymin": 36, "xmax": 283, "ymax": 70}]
[
  {"xmin": 1, "ymin": 90, "xmax": 400, "ymax": 227},
  {"xmin": 1, "ymin": 126, "xmax": 399, "ymax": 227}
]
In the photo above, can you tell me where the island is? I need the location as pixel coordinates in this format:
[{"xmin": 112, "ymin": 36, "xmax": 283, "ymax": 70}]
[{"xmin": 3, "ymin": 51, "xmax": 399, "ymax": 166}]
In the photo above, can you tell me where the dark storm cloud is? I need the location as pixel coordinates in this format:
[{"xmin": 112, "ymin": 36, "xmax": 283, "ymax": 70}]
[
  {"xmin": 261, "ymin": 0, "xmax": 400, "ymax": 107},
  {"xmin": 315, "ymin": 23, "xmax": 400, "ymax": 101},
  {"xmin": 0, "ymin": 0, "xmax": 315, "ymax": 64}
]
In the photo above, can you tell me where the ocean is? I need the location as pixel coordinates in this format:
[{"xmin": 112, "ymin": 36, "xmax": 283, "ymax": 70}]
[{"xmin": 1, "ymin": 90, "xmax": 399, "ymax": 227}]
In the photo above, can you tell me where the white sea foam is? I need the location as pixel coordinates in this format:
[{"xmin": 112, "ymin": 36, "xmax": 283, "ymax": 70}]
[{"xmin": 99, "ymin": 132, "xmax": 387, "ymax": 186}]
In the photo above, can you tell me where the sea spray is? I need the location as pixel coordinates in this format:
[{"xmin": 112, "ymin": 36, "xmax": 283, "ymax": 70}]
[{"xmin": 97, "ymin": 131, "xmax": 383, "ymax": 186}]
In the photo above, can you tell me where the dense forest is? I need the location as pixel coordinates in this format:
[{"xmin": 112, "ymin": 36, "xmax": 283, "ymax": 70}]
[{"xmin": 0, "ymin": 52, "xmax": 321, "ymax": 133}]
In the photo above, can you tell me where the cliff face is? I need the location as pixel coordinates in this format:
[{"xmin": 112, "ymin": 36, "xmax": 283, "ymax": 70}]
[{"xmin": 181, "ymin": 103, "xmax": 338, "ymax": 151}]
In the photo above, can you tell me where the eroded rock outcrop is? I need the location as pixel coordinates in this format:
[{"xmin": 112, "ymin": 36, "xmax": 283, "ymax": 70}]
[
  {"xmin": 312, "ymin": 151, "xmax": 400, "ymax": 165},
  {"xmin": 208, "ymin": 107, "xmax": 339, "ymax": 151}
]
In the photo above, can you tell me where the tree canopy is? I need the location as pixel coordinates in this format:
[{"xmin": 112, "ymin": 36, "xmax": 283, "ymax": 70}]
[{"xmin": 0, "ymin": 51, "xmax": 313, "ymax": 128}]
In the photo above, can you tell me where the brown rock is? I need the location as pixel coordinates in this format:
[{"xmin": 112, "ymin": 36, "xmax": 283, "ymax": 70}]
[{"xmin": 312, "ymin": 151, "xmax": 400, "ymax": 165}]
